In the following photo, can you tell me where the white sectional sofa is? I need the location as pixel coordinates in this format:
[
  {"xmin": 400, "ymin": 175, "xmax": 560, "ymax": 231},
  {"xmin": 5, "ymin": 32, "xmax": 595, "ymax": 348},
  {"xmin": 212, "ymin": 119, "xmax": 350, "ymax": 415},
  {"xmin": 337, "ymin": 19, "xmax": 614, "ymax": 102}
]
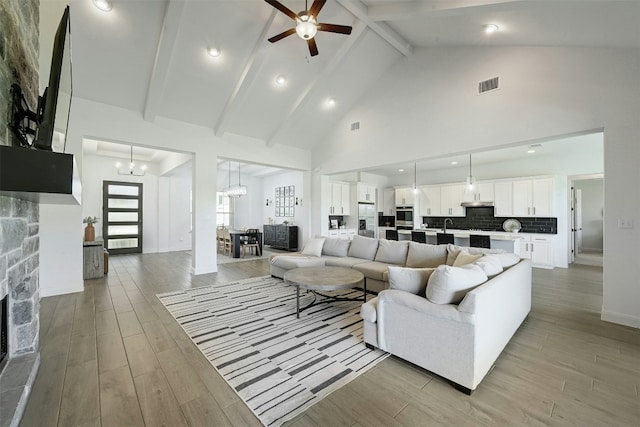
[{"xmin": 270, "ymin": 235, "xmax": 532, "ymax": 393}]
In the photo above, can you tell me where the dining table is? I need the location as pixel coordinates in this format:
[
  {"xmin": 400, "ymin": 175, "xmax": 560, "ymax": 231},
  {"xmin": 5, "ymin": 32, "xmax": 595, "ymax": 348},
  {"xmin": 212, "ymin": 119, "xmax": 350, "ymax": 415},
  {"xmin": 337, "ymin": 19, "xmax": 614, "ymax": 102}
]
[{"xmin": 228, "ymin": 230, "xmax": 263, "ymax": 258}]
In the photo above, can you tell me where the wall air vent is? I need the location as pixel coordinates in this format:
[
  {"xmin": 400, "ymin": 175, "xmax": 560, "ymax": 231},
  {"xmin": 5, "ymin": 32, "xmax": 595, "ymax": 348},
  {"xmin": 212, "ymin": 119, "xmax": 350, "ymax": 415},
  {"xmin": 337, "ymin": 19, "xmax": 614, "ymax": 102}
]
[
  {"xmin": 350, "ymin": 121, "xmax": 360, "ymax": 131},
  {"xmin": 478, "ymin": 76, "xmax": 499, "ymax": 94}
]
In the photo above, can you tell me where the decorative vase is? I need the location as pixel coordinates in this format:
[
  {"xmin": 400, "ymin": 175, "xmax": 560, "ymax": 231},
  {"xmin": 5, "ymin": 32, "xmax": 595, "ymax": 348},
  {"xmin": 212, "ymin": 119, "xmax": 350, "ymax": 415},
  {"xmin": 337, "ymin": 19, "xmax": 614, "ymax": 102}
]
[{"xmin": 84, "ymin": 224, "xmax": 95, "ymax": 241}]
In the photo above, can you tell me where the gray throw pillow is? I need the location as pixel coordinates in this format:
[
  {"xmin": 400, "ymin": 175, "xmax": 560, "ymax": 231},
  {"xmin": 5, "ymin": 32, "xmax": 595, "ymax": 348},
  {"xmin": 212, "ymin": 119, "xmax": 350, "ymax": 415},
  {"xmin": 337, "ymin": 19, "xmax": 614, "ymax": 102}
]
[{"xmin": 388, "ymin": 266, "xmax": 436, "ymax": 295}]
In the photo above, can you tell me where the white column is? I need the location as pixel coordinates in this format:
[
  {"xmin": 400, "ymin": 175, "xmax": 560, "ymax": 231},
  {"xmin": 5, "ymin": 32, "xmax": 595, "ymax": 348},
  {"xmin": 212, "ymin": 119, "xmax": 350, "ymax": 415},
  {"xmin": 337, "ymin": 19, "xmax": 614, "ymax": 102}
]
[{"xmin": 191, "ymin": 147, "xmax": 217, "ymax": 275}]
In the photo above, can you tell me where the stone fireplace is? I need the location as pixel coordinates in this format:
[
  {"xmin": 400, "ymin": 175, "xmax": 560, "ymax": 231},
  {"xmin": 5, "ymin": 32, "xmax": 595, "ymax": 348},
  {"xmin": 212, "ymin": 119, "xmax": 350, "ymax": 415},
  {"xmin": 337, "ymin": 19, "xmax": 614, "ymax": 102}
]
[{"xmin": 0, "ymin": 0, "xmax": 42, "ymax": 424}]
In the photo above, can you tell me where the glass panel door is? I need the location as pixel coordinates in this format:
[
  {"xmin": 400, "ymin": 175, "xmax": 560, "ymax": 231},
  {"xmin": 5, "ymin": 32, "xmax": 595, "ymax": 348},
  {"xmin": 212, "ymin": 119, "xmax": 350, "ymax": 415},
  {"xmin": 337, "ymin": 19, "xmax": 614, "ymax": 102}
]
[{"xmin": 103, "ymin": 181, "xmax": 143, "ymax": 255}]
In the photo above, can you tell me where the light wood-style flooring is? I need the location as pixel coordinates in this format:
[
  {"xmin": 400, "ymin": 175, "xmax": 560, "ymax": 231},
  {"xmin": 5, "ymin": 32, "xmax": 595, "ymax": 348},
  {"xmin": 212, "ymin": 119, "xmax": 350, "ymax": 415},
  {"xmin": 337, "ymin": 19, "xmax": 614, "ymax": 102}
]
[{"xmin": 20, "ymin": 253, "xmax": 639, "ymax": 426}]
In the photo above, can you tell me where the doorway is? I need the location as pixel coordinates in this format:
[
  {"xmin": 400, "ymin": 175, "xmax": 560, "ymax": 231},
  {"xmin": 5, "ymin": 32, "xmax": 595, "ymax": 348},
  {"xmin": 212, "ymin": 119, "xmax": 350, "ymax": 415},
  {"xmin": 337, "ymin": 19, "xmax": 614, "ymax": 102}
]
[
  {"xmin": 103, "ymin": 181, "xmax": 143, "ymax": 254},
  {"xmin": 570, "ymin": 176, "xmax": 603, "ymax": 267}
]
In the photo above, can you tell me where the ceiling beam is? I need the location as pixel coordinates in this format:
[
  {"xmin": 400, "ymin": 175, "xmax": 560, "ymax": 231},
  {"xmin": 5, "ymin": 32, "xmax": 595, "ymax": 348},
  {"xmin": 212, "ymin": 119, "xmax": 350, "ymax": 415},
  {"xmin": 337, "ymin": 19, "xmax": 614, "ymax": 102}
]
[
  {"xmin": 336, "ymin": 0, "xmax": 412, "ymax": 57},
  {"xmin": 214, "ymin": 10, "xmax": 277, "ymax": 138},
  {"xmin": 143, "ymin": 0, "xmax": 185, "ymax": 122},
  {"xmin": 265, "ymin": 20, "xmax": 368, "ymax": 147},
  {"xmin": 367, "ymin": 0, "xmax": 523, "ymax": 21}
]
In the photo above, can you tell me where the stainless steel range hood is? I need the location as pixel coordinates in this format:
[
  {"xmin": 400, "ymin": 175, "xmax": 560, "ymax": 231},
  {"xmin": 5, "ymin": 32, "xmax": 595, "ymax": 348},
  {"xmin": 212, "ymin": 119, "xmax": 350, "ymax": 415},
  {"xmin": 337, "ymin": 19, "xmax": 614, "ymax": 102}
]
[{"xmin": 460, "ymin": 200, "xmax": 494, "ymax": 207}]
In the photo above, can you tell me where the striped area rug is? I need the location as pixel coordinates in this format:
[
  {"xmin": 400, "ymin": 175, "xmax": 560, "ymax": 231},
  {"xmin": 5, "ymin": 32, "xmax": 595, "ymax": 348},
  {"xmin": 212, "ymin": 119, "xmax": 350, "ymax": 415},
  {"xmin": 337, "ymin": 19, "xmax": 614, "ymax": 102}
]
[{"xmin": 156, "ymin": 276, "xmax": 388, "ymax": 426}]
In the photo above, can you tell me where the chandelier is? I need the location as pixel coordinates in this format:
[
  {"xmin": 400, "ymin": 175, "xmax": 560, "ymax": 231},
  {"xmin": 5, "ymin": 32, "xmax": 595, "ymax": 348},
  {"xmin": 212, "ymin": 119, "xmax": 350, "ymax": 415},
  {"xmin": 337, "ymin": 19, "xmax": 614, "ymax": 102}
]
[
  {"xmin": 223, "ymin": 160, "xmax": 247, "ymax": 197},
  {"xmin": 116, "ymin": 146, "xmax": 146, "ymax": 176}
]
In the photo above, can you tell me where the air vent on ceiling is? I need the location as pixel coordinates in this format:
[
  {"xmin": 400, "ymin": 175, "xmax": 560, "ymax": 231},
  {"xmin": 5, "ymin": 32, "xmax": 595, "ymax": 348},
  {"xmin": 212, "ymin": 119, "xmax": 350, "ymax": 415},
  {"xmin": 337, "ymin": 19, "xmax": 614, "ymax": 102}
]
[
  {"xmin": 478, "ymin": 76, "xmax": 499, "ymax": 94},
  {"xmin": 350, "ymin": 121, "xmax": 360, "ymax": 131}
]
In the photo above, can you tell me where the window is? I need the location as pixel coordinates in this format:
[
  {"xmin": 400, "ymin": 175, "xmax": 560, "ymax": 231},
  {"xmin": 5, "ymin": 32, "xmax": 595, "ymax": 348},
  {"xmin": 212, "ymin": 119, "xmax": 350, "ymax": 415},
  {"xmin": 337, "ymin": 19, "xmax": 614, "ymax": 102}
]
[{"xmin": 216, "ymin": 192, "xmax": 233, "ymax": 227}]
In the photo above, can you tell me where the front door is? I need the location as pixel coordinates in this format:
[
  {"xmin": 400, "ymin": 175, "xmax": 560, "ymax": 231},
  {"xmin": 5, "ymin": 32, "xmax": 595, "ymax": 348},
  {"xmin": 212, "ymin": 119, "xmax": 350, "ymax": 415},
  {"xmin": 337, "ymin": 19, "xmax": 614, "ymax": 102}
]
[{"xmin": 102, "ymin": 181, "xmax": 143, "ymax": 255}]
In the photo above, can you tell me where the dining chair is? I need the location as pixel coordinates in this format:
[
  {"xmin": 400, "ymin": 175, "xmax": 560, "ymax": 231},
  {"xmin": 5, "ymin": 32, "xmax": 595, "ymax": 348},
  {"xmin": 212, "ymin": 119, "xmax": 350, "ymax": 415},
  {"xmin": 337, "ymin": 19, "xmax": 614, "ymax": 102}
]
[
  {"xmin": 411, "ymin": 231, "xmax": 427, "ymax": 243},
  {"xmin": 241, "ymin": 229, "xmax": 261, "ymax": 257},
  {"xmin": 470, "ymin": 234, "xmax": 491, "ymax": 249},
  {"xmin": 222, "ymin": 228, "xmax": 232, "ymax": 256}
]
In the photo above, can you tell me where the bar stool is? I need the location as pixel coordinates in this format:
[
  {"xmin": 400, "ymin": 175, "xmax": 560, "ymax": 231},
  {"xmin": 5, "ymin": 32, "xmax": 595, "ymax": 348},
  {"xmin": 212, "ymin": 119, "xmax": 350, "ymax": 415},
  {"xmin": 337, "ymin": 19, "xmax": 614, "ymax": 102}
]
[
  {"xmin": 470, "ymin": 234, "xmax": 491, "ymax": 249},
  {"xmin": 436, "ymin": 233, "xmax": 454, "ymax": 245},
  {"xmin": 386, "ymin": 230, "xmax": 399, "ymax": 241},
  {"xmin": 411, "ymin": 231, "xmax": 427, "ymax": 243}
]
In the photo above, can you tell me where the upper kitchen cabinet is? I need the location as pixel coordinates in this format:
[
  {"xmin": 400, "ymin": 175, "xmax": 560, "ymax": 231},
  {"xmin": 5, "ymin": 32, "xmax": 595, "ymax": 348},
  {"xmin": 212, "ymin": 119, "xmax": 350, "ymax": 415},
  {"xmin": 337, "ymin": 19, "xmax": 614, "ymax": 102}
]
[
  {"xmin": 418, "ymin": 186, "xmax": 441, "ymax": 216},
  {"xmin": 462, "ymin": 183, "xmax": 494, "ymax": 203},
  {"xmin": 382, "ymin": 188, "xmax": 395, "ymax": 215},
  {"xmin": 494, "ymin": 181, "xmax": 513, "ymax": 216},
  {"xmin": 357, "ymin": 183, "xmax": 376, "ymax": 203},
  {"xmin": 395, "ymin": 187, "xmax": 415, "ymax": 207},
  {"xmin": 513, "ymin": 178, "xmax": 553, "ymax": 217},
  {"xmin": 440, "ymin": 184, "xmax": 466, "ymax": 217},
  {"xmin": 329, "ymin": 182, "xmax": 351, "ymax": 215}
]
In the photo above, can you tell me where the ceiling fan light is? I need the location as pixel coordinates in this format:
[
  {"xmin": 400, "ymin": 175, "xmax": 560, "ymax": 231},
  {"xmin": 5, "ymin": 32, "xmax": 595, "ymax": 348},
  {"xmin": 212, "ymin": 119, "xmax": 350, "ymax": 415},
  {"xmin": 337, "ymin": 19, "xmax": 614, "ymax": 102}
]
[{"xmin": 296, "ymin": 17, "xmax": 317, "ymax": 40}]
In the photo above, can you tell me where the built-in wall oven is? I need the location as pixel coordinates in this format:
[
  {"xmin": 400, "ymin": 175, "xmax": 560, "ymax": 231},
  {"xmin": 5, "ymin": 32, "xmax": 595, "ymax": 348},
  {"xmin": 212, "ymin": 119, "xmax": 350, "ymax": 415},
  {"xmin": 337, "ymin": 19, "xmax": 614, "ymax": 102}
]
[{"xmin": 396, "ymin": 207, "xmax": 414, "ymax": 229}]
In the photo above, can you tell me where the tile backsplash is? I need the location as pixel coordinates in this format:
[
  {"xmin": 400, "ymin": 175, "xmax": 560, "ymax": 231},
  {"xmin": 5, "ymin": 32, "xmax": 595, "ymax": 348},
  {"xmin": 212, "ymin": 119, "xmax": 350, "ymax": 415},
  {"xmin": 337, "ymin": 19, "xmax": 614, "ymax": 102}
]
[{"xmin": 423, "ymin": 207, "xmax": 557, "ymax": 234}]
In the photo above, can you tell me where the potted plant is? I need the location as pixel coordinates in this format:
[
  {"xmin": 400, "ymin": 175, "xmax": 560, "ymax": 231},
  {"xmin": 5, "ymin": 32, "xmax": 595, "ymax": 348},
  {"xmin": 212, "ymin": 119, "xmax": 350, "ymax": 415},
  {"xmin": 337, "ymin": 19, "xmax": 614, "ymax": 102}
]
[{"xmin": 83, "ymin": 216, "xmax": 99, "ymax": 241}]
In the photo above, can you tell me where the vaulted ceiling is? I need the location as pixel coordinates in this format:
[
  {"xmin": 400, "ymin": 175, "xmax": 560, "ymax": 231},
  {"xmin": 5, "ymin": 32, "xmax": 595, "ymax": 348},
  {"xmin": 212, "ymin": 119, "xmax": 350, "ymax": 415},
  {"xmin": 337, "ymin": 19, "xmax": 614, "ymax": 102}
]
[{"xmin": 40, "ymin": 0, "xmax": 640, "ymax": 153}]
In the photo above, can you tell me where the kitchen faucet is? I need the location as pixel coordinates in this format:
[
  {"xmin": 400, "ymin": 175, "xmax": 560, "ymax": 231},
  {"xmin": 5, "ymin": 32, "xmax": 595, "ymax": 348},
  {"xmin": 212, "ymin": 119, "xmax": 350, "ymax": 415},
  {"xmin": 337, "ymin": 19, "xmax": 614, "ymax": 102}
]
[{"xmin": 444, "ymin": 218, "xmax": 453, "ymax": 234}]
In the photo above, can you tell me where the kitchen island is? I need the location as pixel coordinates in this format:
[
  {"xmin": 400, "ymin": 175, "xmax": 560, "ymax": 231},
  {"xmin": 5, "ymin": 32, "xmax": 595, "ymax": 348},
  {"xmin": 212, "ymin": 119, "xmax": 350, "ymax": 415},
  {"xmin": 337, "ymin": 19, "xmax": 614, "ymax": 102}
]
[{"xmin": 397, "ymin": 229, "xmax": 522, "ymax": 255}]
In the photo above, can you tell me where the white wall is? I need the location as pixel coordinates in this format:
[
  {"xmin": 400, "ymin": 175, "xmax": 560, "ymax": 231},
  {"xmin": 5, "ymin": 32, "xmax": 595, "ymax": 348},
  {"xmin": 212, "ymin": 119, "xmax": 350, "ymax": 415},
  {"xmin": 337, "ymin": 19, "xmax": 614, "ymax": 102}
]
[
  {"xmin": 312, "ymin": 47, "xmax": 640, "ymax": 328},
  {"xmin": 261, "ymin": 170, "xmax": 308, "ymax": 248},
  {"xmin": 575, "ymin": 179, "xmax": 604, "ymax": 252}
]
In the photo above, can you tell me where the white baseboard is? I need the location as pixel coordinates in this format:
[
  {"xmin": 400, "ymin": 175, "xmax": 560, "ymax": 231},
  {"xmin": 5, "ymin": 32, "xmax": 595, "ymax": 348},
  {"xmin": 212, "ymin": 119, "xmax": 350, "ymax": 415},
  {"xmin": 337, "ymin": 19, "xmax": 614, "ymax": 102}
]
[
  {"xmin": 601, "ymin": 309, "xmax": 640, "ymax": 329},
  {"xmin": 40, "ymin": 283, "xmax": 83, "ymax": 298},
  {"xmin": 191, "ymin": 264, "xmax": 217, "ymax": 275}
]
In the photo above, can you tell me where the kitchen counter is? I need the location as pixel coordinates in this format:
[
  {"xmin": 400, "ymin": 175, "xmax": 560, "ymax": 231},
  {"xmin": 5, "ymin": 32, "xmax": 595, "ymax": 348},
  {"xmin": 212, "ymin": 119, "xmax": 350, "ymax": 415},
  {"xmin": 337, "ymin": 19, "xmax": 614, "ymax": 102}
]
[{"xmin": 397, "ymin": 229, "xmax": 522, "ymax": 254}]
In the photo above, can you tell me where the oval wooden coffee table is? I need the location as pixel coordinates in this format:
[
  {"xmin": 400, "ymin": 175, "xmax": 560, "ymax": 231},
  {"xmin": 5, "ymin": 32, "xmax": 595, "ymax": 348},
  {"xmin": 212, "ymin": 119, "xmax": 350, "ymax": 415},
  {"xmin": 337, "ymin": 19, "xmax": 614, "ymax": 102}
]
[{"xmin": 284, "ymin": 266, "xmax": 366, "ymax": 318}]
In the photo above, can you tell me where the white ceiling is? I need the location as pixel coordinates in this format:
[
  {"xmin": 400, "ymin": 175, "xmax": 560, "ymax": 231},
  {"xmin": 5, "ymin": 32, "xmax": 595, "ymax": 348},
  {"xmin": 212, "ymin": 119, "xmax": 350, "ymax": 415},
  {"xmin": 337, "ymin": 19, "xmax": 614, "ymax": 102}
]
[{"xmin": 40, "ymin": 0, "xmax": 640, "ymax": 154}]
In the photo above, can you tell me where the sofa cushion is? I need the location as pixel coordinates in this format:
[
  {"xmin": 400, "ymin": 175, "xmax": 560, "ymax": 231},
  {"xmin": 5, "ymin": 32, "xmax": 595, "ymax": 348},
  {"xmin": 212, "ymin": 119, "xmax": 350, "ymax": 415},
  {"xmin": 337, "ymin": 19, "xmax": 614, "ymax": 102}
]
[
  {"xmin": 301, "ymin": 237, "xmax": 325, "ymax": 257},
  {"xmin": 271, "ymin": 255, "xmax": 325, "ymax": 270},
  {"xmin": 405, "ymin": 242, "xmax": 448, "ymax": 268},
  {"xmin": 322, "ymin": 238, "xmax": 351, "ymax": 257},
  {"xmin": 324, "ymin": 256, "xmax": 370, "ymax": 268},
  {"xmin": 452, "ymin": 250, "xmax": 483, "ymax": 266},
  {"xmin": 494, "ymin": 252, "xmax": 521, "ymax": 268},
  {"xmin": 348, "ymin": 235, "xmax": 379, "ymax": 260},
  {"xmin": 446, "ymin": 244, "xmax": 506, "ymax": 266},
  {"xmin": 426, "ymin": 264, "xmax": 488, "ymax": 304},
  {"xmin": 388, "ymin": 266, "xmax": 436, "ymax": 295},
  {"xmin": 474, "ymin": 255, "xmax": 504, "ymax": 277},
  {"xmin": 374, "ymin": 239, "xmax": 409, "ymax": 265},
  {"xmin": 352, "ymin": 261, "xmax": 391, "ymax": 282}
]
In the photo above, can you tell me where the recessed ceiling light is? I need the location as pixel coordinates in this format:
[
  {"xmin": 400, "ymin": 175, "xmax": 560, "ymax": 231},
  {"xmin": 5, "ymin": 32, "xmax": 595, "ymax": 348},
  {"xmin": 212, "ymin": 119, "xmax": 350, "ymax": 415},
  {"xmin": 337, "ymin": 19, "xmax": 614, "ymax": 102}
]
[
  {"xmin": 207, "ymin": 47, "xmax": 221, "ymax": 58},
  {"xmin": 275, "ymin": 75, "xmax": 287, "ymax": 85},
  {"xmin": 484, "ymin": 24, "xmax": 499, "ymax": 34},
  {"xmin": 93, "ymin": 0, "xmax": 113, "ymax": 12},
  {"xmin": 326, "ymin": 98, "xmax": 336, "ymax": 107},
  {"xmin": 398, "ymin": 168, "xmax": 404, "ymax": 172},
  {"xmin": 115, "ymin": 161, "xmax": 121, "ymax": 168},
  {"xmin": 451, "ymin": 161, "xmax": 458, "ymax": 165},
  {"xmin": 527, "ymin": 149, "xmax": 536, "ymax": 154}
]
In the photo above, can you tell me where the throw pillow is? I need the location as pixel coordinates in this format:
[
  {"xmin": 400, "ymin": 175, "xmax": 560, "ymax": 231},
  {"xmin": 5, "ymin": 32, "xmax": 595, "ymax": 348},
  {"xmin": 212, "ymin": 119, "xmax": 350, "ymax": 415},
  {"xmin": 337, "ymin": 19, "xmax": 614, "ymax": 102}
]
[
  {"xmin": 453, "ymin": 250, "xmax": 483, "ymax": 266},
  {"xmin": 388, "ymin": 266, "xmax": 435, "ymax": 295},
  {"xmin": 494, "ymin": 252, "xmax": 521, "ymax": 268},
  {"xmin": 426, "ymin": 264, "xmax": 488, "ymax": 304},
  {"xmin": 322, "ymin": 238, "xmax": 351, "ymax": 257},
  {"xmin": 375, "ymin": 239, "xmax": 409, "ymax": 265},
  {"xmin": 301, "ymin": 237, "xmax": 325, "ymax": 257},
  {"xmin": 474, "ymin": 255, "xmax": 504, "ymax": 277},
  {"xmin": 347, "ymin": 235, "xmax": 379, "ymax": 260},
  {"xmin": 405, "ymin": 242, "xmax": 448, "ymax": 268},
  {"xmin": 446, "ymin": 244, "xmax": 506, "ymax": 265}
]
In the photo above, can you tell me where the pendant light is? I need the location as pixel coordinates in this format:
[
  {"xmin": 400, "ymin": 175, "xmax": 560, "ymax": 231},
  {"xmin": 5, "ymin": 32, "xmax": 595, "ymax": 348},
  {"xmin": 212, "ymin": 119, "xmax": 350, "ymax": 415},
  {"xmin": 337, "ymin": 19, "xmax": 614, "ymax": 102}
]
[
  {"xmin": 413, "ymin": 162, "xmax": 418, "ymax": 194},
  {"xmin": 466, "ymin": 154, "xmax": 476, "ymax": 191},
  {"xmin": 116, "ymin": 146, "xmax": 146, "ymax": 176}
]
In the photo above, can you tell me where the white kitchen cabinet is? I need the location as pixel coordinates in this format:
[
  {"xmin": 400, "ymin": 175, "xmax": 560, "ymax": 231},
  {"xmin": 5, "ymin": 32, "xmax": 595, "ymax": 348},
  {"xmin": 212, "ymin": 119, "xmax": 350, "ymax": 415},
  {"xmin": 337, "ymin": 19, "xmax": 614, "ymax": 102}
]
[
  {"xmin": 512, "ymin": 178, "xmax": 553, "ymax": 217},
  {"xmin": 357, "ymin": 183, "xmax": 376, "ymax": 203},
  {"xmin": 395, "ymin": 187, "xmax": 415, "ymax": 207},
  {"xmin": 440, "ymin": 184, "xmax": 465, "ymax": 216},
  {"xmin": 494, "ymin": 181, "xmax": 513, "ymax": 216},
  {"xmin": 463, "ymin": 182, "xmax": 494, "ymax": 203},
  {"xmin": 382, "ymin": 189, "xmax": 395, "ymax": 215},
  {"xmin": 519, "ymin": 234, "xmax": 554, "ymax": 268},
  {"xmin": 418, "ymin": 186, "xmax": 441, "ymax": 216},
  {"xmin": 329, "ymin": 182, "xmax": 351, "ymax": 215}
]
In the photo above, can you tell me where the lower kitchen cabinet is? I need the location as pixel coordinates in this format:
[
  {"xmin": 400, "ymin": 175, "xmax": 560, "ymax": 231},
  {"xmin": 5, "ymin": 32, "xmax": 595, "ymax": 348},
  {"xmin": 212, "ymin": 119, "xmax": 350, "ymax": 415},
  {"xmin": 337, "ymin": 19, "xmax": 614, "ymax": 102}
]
[{"xmin": 519, "ymin": 234, "xmax": 554, "ymax": 268}]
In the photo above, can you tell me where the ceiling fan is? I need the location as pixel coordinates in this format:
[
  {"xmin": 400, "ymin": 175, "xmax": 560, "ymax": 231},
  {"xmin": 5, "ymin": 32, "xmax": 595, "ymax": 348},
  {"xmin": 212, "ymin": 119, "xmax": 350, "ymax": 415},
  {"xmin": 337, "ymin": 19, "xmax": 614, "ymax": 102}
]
[{"xmin": 265, "ymin": 0, "xmax": 352, "ymax": 57}]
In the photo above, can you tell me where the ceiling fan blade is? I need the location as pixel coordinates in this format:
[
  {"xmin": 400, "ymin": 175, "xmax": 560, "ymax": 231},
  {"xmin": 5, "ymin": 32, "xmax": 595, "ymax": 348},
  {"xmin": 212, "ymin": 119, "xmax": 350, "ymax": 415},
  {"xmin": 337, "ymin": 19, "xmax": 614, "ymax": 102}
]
[
  {"xmin": 268, "ymin": 28, "xmax": 296, "ymax": 43},
  {"xmin": 308, "ymin": 0, "xmax": 327, "ymax": 18},
  {"xmin": 318, "ymin": 23, "xmax": 353, "ymax": 35},
  {"xmin": 264, "ymin": 0, "xmax": 299, "ymax": 20},
  {"xmin": 308, "ymin": 38, "xmax": 319, "ymax": 56}
]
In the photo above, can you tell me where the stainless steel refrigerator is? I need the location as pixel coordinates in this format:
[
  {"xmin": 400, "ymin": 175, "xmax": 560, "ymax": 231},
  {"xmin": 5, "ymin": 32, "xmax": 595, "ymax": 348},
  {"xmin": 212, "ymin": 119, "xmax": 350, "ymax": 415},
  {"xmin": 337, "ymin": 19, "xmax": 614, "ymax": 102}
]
[{"xmin": 358, "ymin": 203, "xmax": 376, "ymax": 238}]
